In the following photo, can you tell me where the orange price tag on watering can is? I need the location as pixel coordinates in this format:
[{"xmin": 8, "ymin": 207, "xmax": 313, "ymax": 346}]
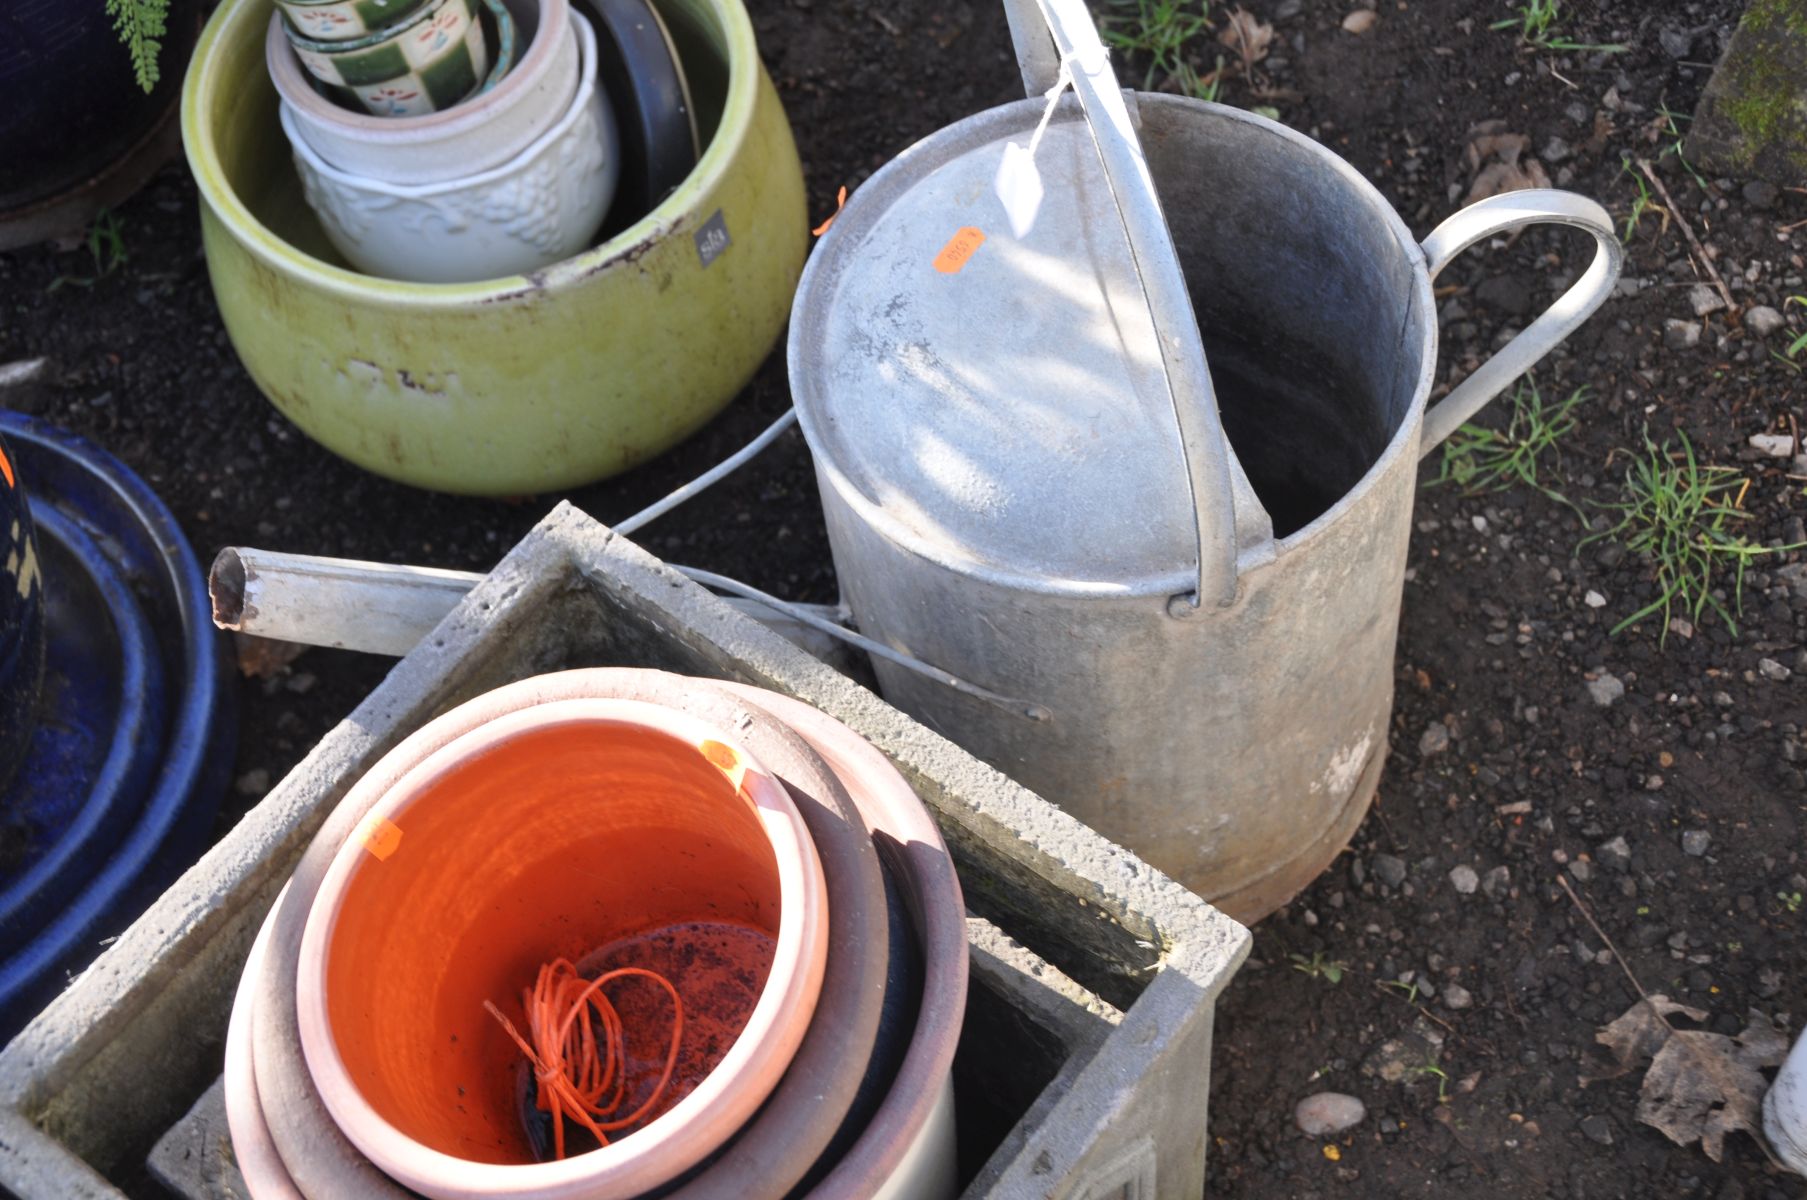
[
  {"xmin": 699, "ymin": 739, "xmax": 749, "ymax": 791},
  {"xmin": 933, "ymin": 227, "xmax": 986, "ymax": 275},
  {"xmin": 358, "ymin": 816, "xmax": 404, "ymax": 861}
]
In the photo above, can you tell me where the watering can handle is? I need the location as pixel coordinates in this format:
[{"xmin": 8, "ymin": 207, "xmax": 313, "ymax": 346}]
[
  {"xmin": 1004, "ymin": 0, "xmax": 1247, "ymax": 610},
  {"xmin": 1417, "ymin": 190, "xmax": 1623, "ymax": 455}
]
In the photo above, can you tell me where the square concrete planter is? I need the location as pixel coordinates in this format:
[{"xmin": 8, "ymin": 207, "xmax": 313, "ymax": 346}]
[{"xmin": 0, "ymin": 504, "xmax": 1250, "ymax": 1199}]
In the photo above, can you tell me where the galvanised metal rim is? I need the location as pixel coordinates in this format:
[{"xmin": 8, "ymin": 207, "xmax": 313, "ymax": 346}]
[
  {"xmin": 181, "ymin": 0, "xmax": 760, "ymax": 306},
  {"xmin": 790, "ymin": 94, "xmax": 1439, "ymax": 601}
]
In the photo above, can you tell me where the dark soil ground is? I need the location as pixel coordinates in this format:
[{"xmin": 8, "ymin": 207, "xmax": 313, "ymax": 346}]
[{"xmin": 3, "ymin": 0, "xmax": 1806, "ymax": 1196}]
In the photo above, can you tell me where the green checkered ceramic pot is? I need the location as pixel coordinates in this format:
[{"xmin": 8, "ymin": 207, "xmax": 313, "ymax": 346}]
[
  {"xmin": 287, "ymin": 0, "xmax": 488, "ymax": 116},
  {"xmin": 276, "ymin": 0, "xmax": 432, "ymax": 43}
]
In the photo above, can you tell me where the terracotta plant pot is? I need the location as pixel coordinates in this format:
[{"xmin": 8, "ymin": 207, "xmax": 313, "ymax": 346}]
[
  {"xmin": 226, "ymin": 669, "xmax": 965, "ymax": 1199},
  {"xmin": 294, "ymin": 695, "xmax": 828, "ymax": 1198}
]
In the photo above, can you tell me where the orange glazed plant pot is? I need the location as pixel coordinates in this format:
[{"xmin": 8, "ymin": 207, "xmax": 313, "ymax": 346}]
[{"xmin": 293, "ymin": 696, "xmax": 829, "ymax": 1200}]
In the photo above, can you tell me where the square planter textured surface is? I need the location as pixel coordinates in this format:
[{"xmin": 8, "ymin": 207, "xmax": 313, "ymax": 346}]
[{"xmin": 0, "ymin": 504, "xmax": 1249, "ymax": 1199}]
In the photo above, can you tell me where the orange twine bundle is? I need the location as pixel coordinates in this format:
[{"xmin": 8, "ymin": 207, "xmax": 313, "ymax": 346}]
[{"xmin": 484, "ymin": 958, "xmax": 685, "ymax": 1160}]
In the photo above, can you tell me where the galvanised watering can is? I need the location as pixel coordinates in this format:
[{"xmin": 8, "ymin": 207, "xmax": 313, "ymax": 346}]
[{"xmin": 788, "ymin": 0, "xmax": 1621, "ymax": 920}]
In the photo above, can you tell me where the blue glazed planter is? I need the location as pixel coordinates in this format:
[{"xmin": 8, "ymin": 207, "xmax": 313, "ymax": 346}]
[
  {"xmin": 0, "ymin": 433, "xmax": 45, "ymax": 799},
  {"xmin": 0, "ymin": 414, "xmax": 236, "ymax": 1041}
]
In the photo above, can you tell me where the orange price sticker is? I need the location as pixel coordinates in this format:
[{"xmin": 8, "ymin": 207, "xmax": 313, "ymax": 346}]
[
  {"xmin": 933, "ymin": 227, "xmax": 986, "ymax": 275},
  {"xmin": 359, "ymin": 816, "xmax": 404, "ymax": 861},
  {"xmin": 0, "ymin": 444, "xmax": 12, "ymax": 489}
]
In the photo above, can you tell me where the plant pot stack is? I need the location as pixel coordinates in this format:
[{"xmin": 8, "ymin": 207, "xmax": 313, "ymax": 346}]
[
  {"xmin": 268, "ymin": 0, "xmax": 631, "ymax": 281},
  {"xmin": 224, "ymin": 668, "xmax": 967, "ymax": 1200}
]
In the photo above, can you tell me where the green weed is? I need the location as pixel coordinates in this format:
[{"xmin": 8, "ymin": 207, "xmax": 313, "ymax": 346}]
[
  {"xmin": 1289, "ymin": 951, "xmax": 1348, "ymax": 984},
  {"xmin": 1407, "ymin": 1059, "xmax": 1453, "ymax": 1103},
  {"xmin": 1378, "ymin": 978, "xmax": 1422, "ymax": 1004},
  {"xmin": 1781, "ymin": 891, "xmax": 1804, "ymax": 915},
  {"xmin": 1583, "ymin": 430, "xmax": 1804, "ymax": 642},
  {"xmin": 48, "ymin": 210, "xmax": 128, "ymax": 292},
  {"xmin": 1490, "ymin": 0, "xmax": 1627, "ymax": 52},
  {"xmin": 1619, "ymin": 158, "xmax": 1665, "ymax": 242},
  {"xmin": 1100, "ymin": 0, "xmax": 1221, "ymax": 99},
  {"xmin": 1430, "ymin": 379, "xmax": 1590, "ymax": 523},
  {"xmin": 1655, "ymin": 104, "xmax": 1709, "ymax": 193}
]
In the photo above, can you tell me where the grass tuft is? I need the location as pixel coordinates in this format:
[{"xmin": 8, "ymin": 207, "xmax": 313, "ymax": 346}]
[
  {"xmin": 1430, "ymin": 378, "xmax": 1590, "ymax": 523},
  {"xmin": 1582, "ymin": 430, "xmax": 1803, "ymax": 642}
]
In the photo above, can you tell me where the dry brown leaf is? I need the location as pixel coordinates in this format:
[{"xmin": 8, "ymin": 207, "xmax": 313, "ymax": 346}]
[
  {"xmin": 233, "ymin": 631, "xmax": 310, "ymax": 679},
  {"xmin": 1341, "ymin": 9, "xmax": 1378, "ymax": 34},
  {"xmin": 1462, "ymin": 121, "xmax": 1549, "ymax": 202},
  {"xmin": 1218, "ymin": 7, "xmax": 1274, "ymax": 70},
  {"xmin": 1589, "ymin": 997, "xmax": 1788, "ymax": 1163},
  {"xmin": 1466, "ymin": 158, "xmax": 1551, "ymax": 202},
  {"xmin": 1585, "ymin": 995, "xmax": 1706, "ymax": 1085}
]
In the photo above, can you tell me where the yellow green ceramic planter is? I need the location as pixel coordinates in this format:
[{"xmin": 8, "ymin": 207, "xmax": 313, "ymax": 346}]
[{"xmin": 182, "ymin": 0, "xmax": 806, "ymax": 495}]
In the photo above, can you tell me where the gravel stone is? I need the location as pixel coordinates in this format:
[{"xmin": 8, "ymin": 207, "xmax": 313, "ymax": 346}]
[
  {"xmin": 1744, "ymin": 179, "xmax": 1779, "ymax": 209},
  {"xmin": 1597, "ymin": 836, "xmax": 1631, "ymax": 869},
  {"xmin": 1663, "ymin": 319, "xmax": 1702, "ymax": 349},
  {"xmin": 1682, "ymin": 830, "xmax": 1711, "ymax": 857},
  {"xmin": 1373, "ymin": 854, "xmax": 1408, "ymax": 888},
  {"xmin": 1443, "ymin": 983, "xmax": 1474, "ymax": 1010},
  {"xmin": 233, "ymin": 768, "xmax": 271, "ymax": 797},
  {"xmin": 1419, "ymin": 721, "xmax": 1451, "ymax": 756},
  {"xmin": 1777, "ymin": 563, "xmax": 1807, "ymax": 602},
  {"xmin": 1584, "ymin": 590, "xmax": 1606, "ymax": 608},
  {"xmin": 1689, "ymin": 284, "xmax": 1726, "ymax": 316},
  {"xmin": 1448, "ymin": 864, "xmax": 1479, "ymax": 895},
  {"xmin": 1294, "ymin": 1092, "xmax": 1367, "ymax": 1136},
  {"xmin": 1481, "ymin": 865, "xmax": 1512, "ymax": 901},
  {"xmin": 1587, "ymin": 674, "xmax": 1625, "ymax": 707},
  {"xmin": 1745, "ymin": 304, "xmax": 1786, "ymax": 337},
  {"xmin": 1759, "ymin": 657, "xmax": 1792, "ymax": 681},
  {"xmin": 1580, "ymin": 1114, "xmax": 1615, "ymax": 1145}
]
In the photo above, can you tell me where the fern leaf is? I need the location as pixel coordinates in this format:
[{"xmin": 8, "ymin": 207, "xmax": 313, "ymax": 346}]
[{"xmin": 105, "ymin": 0, "xmax": 170, "ymax": 93}]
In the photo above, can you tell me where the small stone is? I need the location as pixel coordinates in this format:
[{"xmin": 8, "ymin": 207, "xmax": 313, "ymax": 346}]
[
  {"xmin": 1419, "ymin": 721, "xmax": 1451, "ymax": 756},
  {"xmin": 1598, "ymin": 836, "xmax": 1632, "ymax": 869},
  {"xmin": 1584, "ymin": 590, "xmax": 1606, "ymax": 608},
  {"xmin": 1744, "ymin": 180, "xmax": 1779, "ymax": 210},
  {"xmin": 1668, "ymin": 617, "xmax": 1694, "ymax": 640},
  {"xmin": 1745, "ymin": 304, "xmax": 1786, "ymax": 337},
  {"xmin": 1757, "ymin": 966, "xmax": 1784, "ymax": 999},
  {"xmin": 1341, "ymin": 8, "xmax": 1378, "ymax": 33},
  {"xmin": 1758, "ymin": 657, "xmax": 1792, "ymax": 681},
  {"xmin": 1295, "ymin": 1092, "xmax": 1367, "ymax": 1136},
  {"xmin": 1682, "ymin": 830, "xmax": 1711, "ymax": 857},
  {"xmin": 1274, "ymin": 0, "xmax": 1302, "ymax": 17},
  {"xmin": 1565, "ymin": 100, "xmax": 1591, "ymax": 125},
  {"xmin": 1373, "ymin": 854, "xmax": 1408, "ymax": 888},
  {"xmin": 1449, "ymin": 865, "xmax": 1479, "ymax": 895},
  {"xmin": 1541, "ymin": 136, "xmax": 1572, "ymax": 163},
  {"xmin": 1750, "ymin": 433, "xmax": 1795, "ymax": 457},
  {"xmin": 1443, "ymin": 983, "xmax": 1474, "ymax": 1010},
  {"xmin": 1664, "ymin": 319, "xmax": 1702, "ymax": 349},
  {"xmin": 1471, "ymin": 514, "xmax": 1489, "ymax": 533},
  {"xmin": 1777, "ymin": 563, "xmax": 1807, "ymax": 602},
  {"xmin": 1658, "ymin": 27, "xmax": 1693, "ymax": 58},
  {"xmin": 1482, "ymin": 865, "xmax": 1512, "ymax": 901},
  {"xmin": 1569, "ymin": 859, "xmax": 1593, "ymax": 883},
  {"xmin": 1587, "ymin": 674, "xmax": 1625, "ymax": 707},
  {"xmin": 234, "ymin": 768, "xmax": 271, "ymax": 797},
  {"xmin": 1689, "ymin": 284, "xmax": 1727, "ymax": 317},
  {"xmin": 1580, "ymin": 1114, "xmax": 1615, "ymax": 1145}
]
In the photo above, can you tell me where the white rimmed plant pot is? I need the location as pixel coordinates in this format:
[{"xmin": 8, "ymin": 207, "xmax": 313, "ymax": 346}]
[
  {"xmin": 284, "ymin": 9, "xmax": 616, "ymax": 282},
  {"xmin": 268, "ymin": 0, "xmax": 580, "ymax": 184},
  {"xmin": 1768, "ymin": 1025, "xmax": 1807, "ymax": 1176}
]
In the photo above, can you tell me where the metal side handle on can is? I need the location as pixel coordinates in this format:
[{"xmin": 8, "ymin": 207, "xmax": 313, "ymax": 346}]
[{"xmin": 1416, "ymin": 189, "xmax": 1623, "ymax": 453}]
